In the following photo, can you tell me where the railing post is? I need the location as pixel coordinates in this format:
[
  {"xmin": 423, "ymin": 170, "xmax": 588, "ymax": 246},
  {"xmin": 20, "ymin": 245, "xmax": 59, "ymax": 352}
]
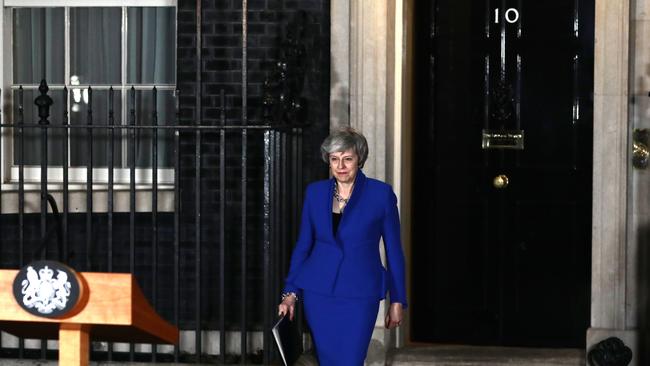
[
  {"xmin": 35, "ymin": 79, "xmax": 53, "ymax": 360},
  {"xmin": 151, "ymin": 86, "xmax": 159, "ymax": 362},
  {"xmin": 263, "ymin": 129, "xmax": 271, "ymax": 365},
  {"xmin": 35, "ymin": 80, "xmax": 53, "ymax": 126},
  {"xmin": 173, "ymin": 88, "xmax": 181, "ymax": 363},
  {"xmin": 107, "ymin": 86, "xmax": 115, "ymax": 362},
  {"xmin": 86, "ymin": 86, "xmax": 94, "ymax": 271},
  {"xmin": 17, "ymin": 86, "xmax": 25, "ymax": 359},
  {"xmin": 241, "ymin": 1, "xmax": 249, "ymax": 363},
  {"xmin": 219, "ymin": 89, "xmax": 227, "ymax": 365},
  {"xmin": 128, "ymin": 86, "xmax": 136, "ymax": 362},
  {"xmin": 62, "ymin": 87, "xmax": 69, "ymax": 264},
  {"xmin": 35, "ymin": 79, "xmax": 52, "ymax": 256}
]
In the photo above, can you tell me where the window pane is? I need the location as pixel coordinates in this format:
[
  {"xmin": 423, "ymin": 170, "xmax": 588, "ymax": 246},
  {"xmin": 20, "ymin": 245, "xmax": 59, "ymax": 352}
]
[
  {"xmin": 70, "ymin": 89, "xmax": 122, "ymax": 167},
  {"xmin": 127, "ymin": 89, "xmax": 175, "ymax": 168},
  {"xmin": 13, "ymin": 8, "xmax": 65, "ymax": 85},
  {"xmin": 13, "ymin": 88, "xmax": 65, "ymax": 166},
  {"xmin": 127, "ymin": 7, "xmax": 176, "ymax": 84},
  {"xmin": 70, "ymin": 8, "xmax": 121, "ymax": 85}
]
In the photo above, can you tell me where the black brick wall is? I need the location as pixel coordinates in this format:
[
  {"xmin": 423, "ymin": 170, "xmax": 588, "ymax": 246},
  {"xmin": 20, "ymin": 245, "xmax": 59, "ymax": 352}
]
[{"xmin": 174, "ymin": 0, "xmax": 330, "ymax": 330}]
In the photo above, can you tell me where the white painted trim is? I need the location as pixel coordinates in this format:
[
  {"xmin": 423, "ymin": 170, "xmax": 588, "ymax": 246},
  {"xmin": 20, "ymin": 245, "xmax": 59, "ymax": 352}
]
[
  {"xmin": 391, "ymin": 0, "xmax": 405, "ymax": 348},
  {"xmin": 329, "ymin": 0, "xmax": 350, "ymax": 128},
  {"xmin": 10, "ymin": 84, "xmax": 177, "ymax": 89},
  {"xmin": 391, "ymin": 0, "xmax": 402, "ymax": 191},
  {"xmin": 0, "ymin": 186, "xmax": 175, "ymax": 213},
  {"xmin": 591, "ymin": 0, "xmax": 630, "ymax": 332},
  {"xmin": 400, "ymin": 0, "xmax": 414, "ymax": 348},
  {"xmin": 0, "ymin": 0, "xmax": 5, "ymax": 185},
  {"xmin": 2, "ymin": 330, "xmax": 265, "ymax": 356},
  {"xmin": 1, "ymin": 182, "xmax": 173, "ymax": 192},
  {"xmin": 5, "ymin": 0, "xmax": 176, "ymax": 7},
  {"xmin": 1, "ymin": 3, "xmax": 12, "ymax": 186},
  {"xmin": 9, "ymin": 166, "xmax": 175, "ymax": 184}
]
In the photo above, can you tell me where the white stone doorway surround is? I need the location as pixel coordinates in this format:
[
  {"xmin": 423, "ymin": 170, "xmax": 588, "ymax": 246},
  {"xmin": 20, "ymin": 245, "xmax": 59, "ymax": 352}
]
[
  {"xmin": 329, "ymin": 0, "xmax": 645, "ymax": 364},
  {"xmin": 329, "ymin": 0, "xmax": 411, "ymax": 363}
]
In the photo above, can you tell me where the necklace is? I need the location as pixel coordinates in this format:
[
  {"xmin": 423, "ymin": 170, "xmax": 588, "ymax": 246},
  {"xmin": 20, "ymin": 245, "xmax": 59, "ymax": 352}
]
[{"xmin": 334, "ymin": 181, "xmax": 354, "ymax": 209}]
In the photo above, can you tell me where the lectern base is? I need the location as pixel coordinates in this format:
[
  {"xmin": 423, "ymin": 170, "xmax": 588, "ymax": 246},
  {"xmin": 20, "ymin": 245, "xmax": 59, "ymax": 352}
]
[{"xmin": 60, "ymin": 323, "xmax": 90, "ymax": 366}]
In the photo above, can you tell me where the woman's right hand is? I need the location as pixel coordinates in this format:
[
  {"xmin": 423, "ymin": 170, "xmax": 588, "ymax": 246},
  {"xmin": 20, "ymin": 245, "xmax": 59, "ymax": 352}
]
[{"xmin": 278, "ymin": 294, "xmax": 297, "ymax": 321}]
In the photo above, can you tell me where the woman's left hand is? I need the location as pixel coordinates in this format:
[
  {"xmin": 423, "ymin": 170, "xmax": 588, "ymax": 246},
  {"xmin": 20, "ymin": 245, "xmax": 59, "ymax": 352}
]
[{"xmin": 384, "ymin": 302, "xmax": 403, "ymax": 329}]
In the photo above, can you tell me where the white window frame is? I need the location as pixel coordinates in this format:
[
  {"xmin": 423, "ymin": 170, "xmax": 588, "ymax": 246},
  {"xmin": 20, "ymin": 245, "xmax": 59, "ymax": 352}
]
[{"xmin": 0, "ymin": 0, "xmax": 177, "ymax": 188}]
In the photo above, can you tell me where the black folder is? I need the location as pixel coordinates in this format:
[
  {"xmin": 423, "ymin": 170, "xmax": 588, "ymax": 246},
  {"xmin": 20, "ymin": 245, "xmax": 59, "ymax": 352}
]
[{"xmin": 272, "ymin": 314, "xmax": 302, "ymax": 366}]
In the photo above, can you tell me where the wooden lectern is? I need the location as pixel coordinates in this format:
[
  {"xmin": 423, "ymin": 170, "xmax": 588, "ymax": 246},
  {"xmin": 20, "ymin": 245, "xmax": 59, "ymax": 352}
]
[{"xmin": 0, "ymin": 267, "xmax": 178, "ymax": 366}]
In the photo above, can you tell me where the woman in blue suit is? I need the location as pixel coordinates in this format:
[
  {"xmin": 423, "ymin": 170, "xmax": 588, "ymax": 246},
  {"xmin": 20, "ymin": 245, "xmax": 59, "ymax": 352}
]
[{"xmin": 278, "ymin": 128, "xmax": 407, "ymax": 365}]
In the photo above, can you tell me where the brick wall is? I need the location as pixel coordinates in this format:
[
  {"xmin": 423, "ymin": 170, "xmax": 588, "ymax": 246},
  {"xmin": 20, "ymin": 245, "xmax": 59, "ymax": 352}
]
[{"xmin": 175, "ymin": 0, "xmax": 330, "ymax": 329}]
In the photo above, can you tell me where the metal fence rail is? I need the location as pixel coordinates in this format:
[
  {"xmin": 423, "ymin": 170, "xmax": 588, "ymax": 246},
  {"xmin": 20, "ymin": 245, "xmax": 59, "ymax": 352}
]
[{"xmin": 0, "ymin": 83, "xmax": 303, "ymax": 364}]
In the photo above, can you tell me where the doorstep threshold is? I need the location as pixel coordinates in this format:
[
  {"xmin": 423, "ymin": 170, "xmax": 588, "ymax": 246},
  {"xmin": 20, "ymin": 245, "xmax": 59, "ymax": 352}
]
[{"xmin": 387, "ymin": 344, "xmax": 585, "ymax": 366}]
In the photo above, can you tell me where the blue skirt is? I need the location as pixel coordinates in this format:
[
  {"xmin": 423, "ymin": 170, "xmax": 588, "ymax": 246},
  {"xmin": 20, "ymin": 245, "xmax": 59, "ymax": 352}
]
[{"xmin": 302, "ymin": 290, "xmax": 380, "ymax": 366}]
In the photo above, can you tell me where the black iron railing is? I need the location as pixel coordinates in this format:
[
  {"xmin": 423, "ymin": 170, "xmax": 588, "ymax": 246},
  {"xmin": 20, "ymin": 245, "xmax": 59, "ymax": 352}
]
[{"xmin": 0, "ymin": 82, "xmax": 303, "ymax": 364}]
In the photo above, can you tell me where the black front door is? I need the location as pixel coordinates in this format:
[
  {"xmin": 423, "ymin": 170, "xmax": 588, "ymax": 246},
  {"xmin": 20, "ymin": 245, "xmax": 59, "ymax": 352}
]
[{"xmin": 411, "ymin": 0, "xmax": 593, "ymax": 347}]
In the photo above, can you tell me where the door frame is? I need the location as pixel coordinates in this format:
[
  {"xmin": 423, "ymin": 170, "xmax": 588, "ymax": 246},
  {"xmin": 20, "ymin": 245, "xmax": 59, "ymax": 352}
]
[
  {"xmin": 329, "ymin": 0, "xmax": 636, "ymax": 358},
  {"xmin": 589, "ymin": 0, "xmax": 643, "ymax": 362}
]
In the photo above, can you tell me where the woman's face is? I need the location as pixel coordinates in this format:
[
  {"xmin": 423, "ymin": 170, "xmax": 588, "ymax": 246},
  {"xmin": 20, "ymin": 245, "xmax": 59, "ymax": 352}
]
[{"xmin": 329, "ymin": 149, "xmax": 359, "ymax": 184}]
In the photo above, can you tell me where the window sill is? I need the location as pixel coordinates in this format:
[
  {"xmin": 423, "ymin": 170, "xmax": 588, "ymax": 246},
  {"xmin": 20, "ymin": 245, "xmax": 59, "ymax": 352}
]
[{"xmin": 0, "ymin": 183, "xmax": 175, "ymax": 214}]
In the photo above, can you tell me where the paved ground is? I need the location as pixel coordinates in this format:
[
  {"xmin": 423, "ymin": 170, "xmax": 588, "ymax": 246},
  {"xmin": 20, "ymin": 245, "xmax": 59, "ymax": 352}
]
[{"xmin": 0, "ymin": 345, "xmax": 585, "ymax": 365}]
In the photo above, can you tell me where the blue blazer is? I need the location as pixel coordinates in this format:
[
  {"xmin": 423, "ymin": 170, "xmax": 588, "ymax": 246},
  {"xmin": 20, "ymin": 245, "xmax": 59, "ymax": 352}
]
[{"xmin": 283, "ymin": 170, "xmax": 408, "ymax": 308}]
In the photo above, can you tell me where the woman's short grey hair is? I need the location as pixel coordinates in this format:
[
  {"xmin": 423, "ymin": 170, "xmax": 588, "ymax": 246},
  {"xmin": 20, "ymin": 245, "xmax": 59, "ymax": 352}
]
[{"xmin": 320, "ymin": 127, "xmax": 369, "ymax": 168}]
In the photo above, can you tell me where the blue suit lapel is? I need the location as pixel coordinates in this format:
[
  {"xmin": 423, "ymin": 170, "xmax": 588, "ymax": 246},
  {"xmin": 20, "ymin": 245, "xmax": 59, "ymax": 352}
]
[{"xmin": 326, "ymin": 177, "xmax": 336, "ymax": 243}]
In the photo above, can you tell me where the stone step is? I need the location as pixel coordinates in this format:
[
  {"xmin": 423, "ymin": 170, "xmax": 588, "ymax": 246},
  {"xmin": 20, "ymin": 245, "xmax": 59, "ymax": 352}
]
[{"xmin": 387, "ymin": 345, "xmax": 585, "ymax": 366}]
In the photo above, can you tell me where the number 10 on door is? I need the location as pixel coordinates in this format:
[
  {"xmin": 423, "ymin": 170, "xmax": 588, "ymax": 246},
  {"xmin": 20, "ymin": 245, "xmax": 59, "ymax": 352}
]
[{"xmin": 494, "ymin": 8, "xmax": 520, "ymax": 24}]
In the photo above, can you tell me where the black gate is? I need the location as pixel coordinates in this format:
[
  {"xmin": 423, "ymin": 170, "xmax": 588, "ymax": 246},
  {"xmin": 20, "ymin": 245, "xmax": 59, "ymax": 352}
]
[
  {"xmin": 0, "ymin": 82, "xmax": 302, "ymax": 363},
  {"xmin": 0, "ymin": 80, "xmax": 304, "ymax": 364}
]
